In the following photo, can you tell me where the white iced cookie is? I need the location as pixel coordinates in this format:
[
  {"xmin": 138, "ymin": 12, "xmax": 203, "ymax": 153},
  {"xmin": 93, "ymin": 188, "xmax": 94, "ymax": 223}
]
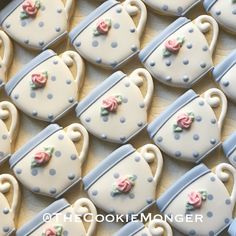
[
  {"xmin": 222, "ymin": 132, "xmax": 236, "ymax": 168},
  {"xmin": 5, "ymin": 49, "xmax": 84, "ymax": 122},
  {"xmin": 9, "ymin": 123, "xmax": 89, "ymax": 198},
  {"xmin": 0, "ymin": 31, "xmax": 13, "ymax": 89},
  {"xmin": 147, "ymin": 88, "xmax": 227, "ymax": 163},
  {"xmin": 204, "ymin": 0, "xmax": 236, "ymax": 34},
  {"xmin": 0, "ymin": 101, "xmax": 19, "ymax": 165},
  {"xmin": 139, "ymin": 15, "xmax": 219, "ymax": 88},
  {"xmin": 69, "ymin": 0, "xmax": 147, "ymax": 70},
  {"xmin": 212, "ymin": 49, "xmax": 236, "ymax": 103},
  {"xmin": 16, "ymin": 198, "xmax": 97, "ymax": 236},
  {"xmin": 113, "ymin": 219, "xmax": 173, "ymax": 236},
  {"xmin": 156, "ymin": 163, "xmax": 236, "ymax": 236},
  {"xmin": 0, "ymin": 0, "xmax": 75, "ymax": 51},
  {"xmin": 76, "ymin": 69, "xmax": 153, "ymax": 144},
  {"xmin": 142, "ymin": 0, "xmax": 201, "ymax": 16},
  {"xmin": 0, "ymin": 174, "xmax": 21, "ymax": 236},
  {"xmin": 83, "ymin": 144, "xmax": 163, "ymax": 216}
]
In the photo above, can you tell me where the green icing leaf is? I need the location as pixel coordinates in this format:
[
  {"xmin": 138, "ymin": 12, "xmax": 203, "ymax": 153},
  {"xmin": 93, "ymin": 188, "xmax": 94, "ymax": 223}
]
[
  {"xmin": 101, "ymin": 108, "xmax": 109, "ymax": 116},
  {"xmin": 55, "ymin": 225, "xmax": 63, "ymax": 236},
  {"xmin": 233, "ymin": 0, "xmax": 236, "ymax": 3},
  {"xmin": 35, "ymin": 0, "xmax": 41, "ymax": 9},
  {"xmin": 173, "ymin": 124, "xmax": 183, "ymax": 132},
  {"xmin": 31, "ymin": 160, "xmax": 39, "ymax": 168},
  {"xmin": 186, "ymin": 203, "xmax": 195, "ymax": 211},
  {"xmin": 177, "ymin": 37, "xmax": 185, "ymax": 45},
  {"xmin": 199, "ymin": 190, "xmax": 208, "ymax": 200},
  {"xmin": 115, "ymin": 95, "xmax": 123, "ymax": 104},
  {"xmin": 187, "ymin": 112, "xmax": 195, "ymax": 121},
  {"xmin": 44, "ymin": 147, "xmax": 54, "ymax": 156},
  {"xmin": 20, "ymin": 11, "xmax": 29, "ymax": 20},
  {"xmin": 163, "ymin": 49, "xmax": 171, "ymax": 57}
]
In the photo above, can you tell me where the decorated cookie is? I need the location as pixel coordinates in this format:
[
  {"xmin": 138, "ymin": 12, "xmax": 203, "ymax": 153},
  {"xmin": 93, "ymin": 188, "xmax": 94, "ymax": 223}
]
[
  {"xmin": 83, "ymin": 144, "xmax": 163, "ymax": 216},
  {"xmin": 5, "ymin": 49, "xmax": 84, "ymax": 122},
  {"xmin": 222, "ymin": 132, "xmax": 236, "ymax": 168},
  {"xmin": 0, "ymin": 31, "xmax": 13, "ymax": 89},
  {"xmin": 212, "ymin": 49, "xmax": 236, "ymax": 103},
  {"xmin": 142, "ymin": 0, "xmax": 201, "ymax": 16},
  {"xmin": 203, "ymin": 0, "xmax": 236, "ymax": 34},
  {"xmin": 0, "ymin": 0, "xmax": 75, "ymax": 50},
  {"xmin": 69, "ymin": 0, "xmax": 147, "ymax": 70},
  {"xmin": 0, "ymin": 174, "xmax": 21, "ymax": 236},
  {"xmin": 156, "ymin": 163, "xmax": 236, "ymax": 236},
  {"xmin": 9, "ymin": 123, "xmax": 89, "ymax": 198},
  {"xmin": 139, "ymin": 16, "xmax": 219, "ymax": 88},
  {"xmin": 228, "ymin": 219, "xmax": 236, "ymax": 236},
  {"xmin": 0, "ymin": 101, "xmax": 19, "ymax": 165},
  {"xmin": 147, "ymin": 88, "xmax": 227, "ymax": 163},
  {"xmin": 76, "ymin": 69, "xmax": 153, "ymax": 144},
  {"xmin": 16, "ymin": 198, "xmax": 97, "ymax": 236},
  {"xmin": 113, "ymin": 220, "xmax": 173, "ymax": 236}
]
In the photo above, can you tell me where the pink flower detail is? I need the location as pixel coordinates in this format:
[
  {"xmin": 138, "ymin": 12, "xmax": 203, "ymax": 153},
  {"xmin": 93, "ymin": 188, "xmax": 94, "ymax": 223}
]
[
  {"xmin": 94, "ymin": 19, "xmax": 112, "ymax": 36},
  {"xmin": 101, "ymin": 95, "xmax": 123, "ymax": 116},
  {"xmin": 177, "ymin": 113, "xmax": 193, "ymax": 129},
  {"xmin": 112, "ymin": 175, "xmax": 136, "ymax": 195},
  {"xmin": 31, "ymin": 71, "xmax": 48, "ymax": 89},
  {"xmin": 44, "ymin": 228, "xmax": 57, "ymax": 236},
  {"xmin": 165, "ymin": 39, "xmax": 181, "ymax": 53},
  {"xmin": 22, "ymin": 0, "xmax": 38, "ymax": 17},
  {"xmin": 188, "ymin": 191, "xmax": 202, "ymax": 208},
  {"xmin": 31, "ymin": 147, "xmax": 54, "ymax": 168}
]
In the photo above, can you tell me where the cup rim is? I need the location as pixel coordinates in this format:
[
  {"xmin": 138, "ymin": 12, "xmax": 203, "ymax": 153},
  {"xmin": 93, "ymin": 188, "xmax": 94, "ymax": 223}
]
[
  {"xmin": 16, "ymin": 198, "xmax": 70, "ymax": 236},
  {"xmin": 139, "ymin": 17, "xmax": 190, "ymax": 63},
  {"xmin": 5, "ymin": 49, "xmax": 56, "ymax": 96},
  {"xmin": 0, "ymin": 0, "xmax": 24, "ymax": 25},
  {"xmin": 147, "ymin": 89, "xmax": 198, "ymax": 139},
  {"xmin": 76, "ymin": 71, "xmax": 126, "ymax": 117},
  {"xmin": 156, "ymin": 164, "xmax": 210, "ymax": 212},
  {"xmin": 69, "ymin": 0, "xmax": 119, "ymax": 44},
  {"xmin": 9, "ymin": 124, "xmax": 62, "ymax": 168},
  {"xmin": 114, "ymin": 221, "xmax": 145, "ymax": 236},
  {"xmin": 83, "ymin": 144, "xmax": 135, "ymax": 190},
  {"xmin": 222, "ymin": 132, "xmax": 236, "ymax": 158},
  {"xmin": 228, "ymin": 219, "xmax": 236, "ymax": 235},
  {"xmin": 212, "ymin": 49, "xmax": 236, "ymax": 83},
  {"xmin": 203, "ymin": 0, "xmax": 218, "ymax": 11}
]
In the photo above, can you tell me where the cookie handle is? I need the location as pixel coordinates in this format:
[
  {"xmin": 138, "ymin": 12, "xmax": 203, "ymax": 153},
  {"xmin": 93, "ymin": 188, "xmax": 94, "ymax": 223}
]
[
  {"xmin": 0, "ymin": 174, "xmax": 20, "ymax": 220},
  {"xmin": 129, "ymin": 68, "xmax": 154, "ymax": 109},
  {"xmin": 203, "ymin": 88, "xmax": 227, "ymax": 132},
  {"xmin": 123, "ymin": 0, "xmax": 147, "ymax": 38},
  {"xmin": 148, "ymin": 219, "xmax": 173, "ymax": 236},
  {"xmin": 64, "ymin": 0, "xmax": 75, "ymax": 21},
  {"xmin": 194, "ymin": 15, "xmax": 219, "ymax": 56},
  {"xmin": 73, "ymin": 198, "xmax": 97, "ymax": 236},
  {"xmin": 61, "ymin": 50, "xmax": 85, "ymax": 91},
  {"xmin": 216, "ymin": 163, "xmax": 236, "ymax": 210},
  {"xmin": 66, "ymin": 123, "xmax": 89, "ymax": 165},
  {"xmin": 140, "ymin": 144, "xmax": 163, "ymax": 185},
  {"xmin": 0, "ymin": 101, "xmax": 19, "ymax": 144}
]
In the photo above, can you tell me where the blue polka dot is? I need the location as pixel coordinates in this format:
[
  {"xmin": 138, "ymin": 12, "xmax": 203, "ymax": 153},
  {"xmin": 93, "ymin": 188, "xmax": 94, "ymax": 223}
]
[
  {"xmin": 210, "ymin": 139, "xmax": 216, "ymax": 145},
  {"xmin": 58, "ymin": 134, "xmax": 64, "ymax": 140},
  {"xmin": 137, "ymin": 122, "xmax": 143, "ymax": 127},
  {"xmin": 225, "ymin": 218, "xmax": 230, "ymax": 224},
  {"xmin": 193, "ymin": 134, "xmax": 199, "ymax": 141},
  {"xmin": 16, "ymin": 168, "xmax": 22, "ymax": 175},
  {"xmin": 68, "ymin": 97, "xmax": 74, "ymax": 103},
  {"xmin": 70, "ymin": 154, "xmax": 77, "ymax": 160},
  {"xmin": 174, "ymin": 133, "xmax": 180, "ymax": 140},
  {"xmin": 31, "ymin": 169, "xmax": 38, "ymax": 176},
  {"xmin": 177, "ymin": 6, "xmax": 183, "ymax": 13},
  {"xmin": 157, "ymin": 136, "xmax": 163, "ymax": 142},
  {"xmin": 102, "ymin": 116, "xmax": 108, "ymax": 122},
  {"xmin": 125, "ymin": 82, "xmax": 130, "ymax": 87},
  {"xmin": 146, "ymin": 198, "xmax": 153, "ymax": 204},
  {"xmin": 24, "ymin": 39, "xmax": 29, "ymax": 44},
  {"xmin": 162, "ymin": 5, "xmax": 168, "ymax": 11},
  {"xmin": 101, "ymin": 134, "xmax": 107, "ymax": 139},
  {"xmin": 193, "ymin": 152, "xmax": 199, "ymax": 158},
  {"xmin": 183, "ymin": 76, "xmax": 189, "ymax": 82},
  {"xmin": 63, "ymin": 230, "xmax": 69, "ymax": 236},
  {"xmin": 175, "ymin": 151, "xmax": 181, "ymax": 157},
  {"xmin": 202, "ymin": 46, "xmax": 208, "ymax": 51},
  {"xmin": 14, "ymin": 94, "xmax": 19, "ymax": 100},
  {"xmin": 3, "ymin": 227, "xmax": 9, "ymax": 232},
  {"xmin": 120, "ymin": 136, "xmax": 126, "ymax": 142},
  {"xmin": 66, "ymin": 80, "xmax": 72, "ymax": 85},
  {"xmin": 147, "ymin": 177, "xmax": 153, "ymax": 182},
  {"xmin": 139, "ymin": 102, "xmax": 145, "ymax": 108},
  {"xmin": 223, "ymin": 81, "xmax": 229, "ymax": 87},
  {"xmin": 57, "ymin": 8, "xmax": 62, "ymax": 13},
  {"xmin": 3, "ymin": 208, "xmax": 9, "ymax": 214},
  {"xmin": 120, "ymin": 117, "xmax": 126, "ymax": 123},
  {"xmin": 189, "ymin": 230, "xmax": 196, "ymax": 235},
  {"xmin": 207, "ymin": 211, "xmax": 213, "ymax": 217},
  {"xmin": 47, "ymin": 94, "xmax": 53, "ymax": 99},
  {"xmin": 225, "ymin": 199, "xmax": 231, "ymax": 205},
  {"xmin": 75, "ymin": 41, "xmax": 81, "ymax": 47},
  {"xmin": 51, "ymin": 76, "xmax": 56, "ymax": 81},
  {"xmin": 48, "ymin": 114, "xmax": 54, "ymax": 120},
  {"xmin": 210, "ymin": 176, "xmax": 215, "ymax": 182},
  {"xmin": 211, "ymin": 118, "xmax": 216, "ymax": 124},
  {"xmin": 50, "ymin": 188, "xmax": 57, "ymax": 194},
  {"xmin": 208, "ymin": 194, "xmax": 213, "ymax": 200},
  {"xmin": 149, "ymin": 61, "xmax": 155, "ymax": 67},
  {"xmin": 39, "ymin": 41, "xmax": 45, "ymax": 46},
  {"xmin": 32, "ymin": 187, "xmax": 40, "ymax": 193},
  {"xmin": 189, "ymin": 28, "xmax": 194, "ymax": 33},
  {"xmin": 113, "ymin": 23, "xmax": 120, "ymax": 29},
  {"xmin": 92, "ymin": 40, "xmax": 99, "ymax": 47},
  {"xmin": 2, "ymin": 134, "xmax": 7, "ymax": 140},
  {"xmin": 232, "ymin": 9, "xmax": 236, "ymax": 14},
  {"xmin": 131, "ymin": 45, "xmax": 137, "ymax": 52},
  {"xmin": 96, "ymin": 58, "xmax": 102, "ymax": 64},
  {"xmin": 30, "ymin": 92, "xmax": 36, "ymax": 98},
  {"xmin": 85, "ymin": 117, "xmax": 91, "ymax": 122},
  {"xmin": 49, "ymin": 169, "xmax": 56, "ymax": 176},
  {"xmin": 116, "ymin": 7, "xmax": 122, "ymax": 13},
  {"xmin": 165, "ymin": 60, "xmax": 171, "ymax": 66},
  {"xmin": 183, "ymin": 59, "xmax": 189, "ymax": 65},
  {"xmin": 38, "ymin": 21, "xmax": 44, "ymax": 27},
  {"xmin": 199, "ymin": 100, "xmax": 205, "ymax": 106},
  {"xmin": 53, "ymin": 60, "xmax": 58, "ymax": 65},
  {"xmin": 215, "ymin": 10, "xmax": 221, "ymax": 15},
  {"xmin": 130, "ymin": 28, "xmax": 135, "ymax": 33},
  {"xmin": 92, "ymin": 190, "xmax": 98, "ymax": 196},
  {"xmin": 200, "ymin": 63, "xmax": 207, "ymax": 68},
  {"xmin": 135, "ymin": 156, "xmax": 140, "ymax": 162},
  {"xmin": 196, "ymin": 116, "xmax": 202, "ymax": 122},
  {"xmin": 68, "ymin": 174, "xmax": 75, "ymax": 180},
  {"xmin": 129, "ymin": 193, "xmax": 135, "ymax": 199},
  {"xmin": 209, "ymin": 231, "xmax": 214, "ymax": 236},
  {"xmin": 113, "ymin": 173, "xmax": 119, "ymax": 178},
  {"xmin": 166, "ymin": 76, "xmax": 172, "ymax": 82},
  {"xmin": 111, "ymin": 42, "xmax": 118, "ymax": 48},
  {"xmin": 55, "ymin": 27, "xmax": 61, "ymax": 32},
  {"xmin": 187, "ymin": 43, "xmax": 192, "ymax": 49},
  {"xmin": 21, "ymin": 21, "xmax": 26, "ymax": 27}
]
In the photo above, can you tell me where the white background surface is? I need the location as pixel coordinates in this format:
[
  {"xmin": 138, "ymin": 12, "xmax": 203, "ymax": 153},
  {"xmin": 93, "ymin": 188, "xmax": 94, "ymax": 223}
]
[{"xmin": 1, "ymin": 0, "xmax": 236, "ymax": 235}]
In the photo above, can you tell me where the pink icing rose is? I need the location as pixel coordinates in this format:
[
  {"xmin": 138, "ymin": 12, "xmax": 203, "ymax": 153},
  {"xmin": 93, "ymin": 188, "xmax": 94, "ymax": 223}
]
[
  {"xmin": 31, "ymin": 73, "xmax": 47, "ymax": 88},
  {"xmin": 44, "ymin": 228, "xmax": 57, "ymax": 236},
  {"xmin": 102, "ymin": 96, "xmax": 119, "ymax": 112},
  {"xmin": 177, "ymin": 113, "xmax": 193, "ymax": 129},
  {"xmin": 97, "ymin": 20, "xmax": 110, "ymax": 34},
  {"xmin": 117, "ymin": 177, "xmax": 133, "ymax": 193},
  {"xmin": 164, "ymin": 39, "xmax": 181, "ymax": 53},
  {"xmin": 22, "ymin": 0, "xmax": 38, "ymax": 16},
  {"xmin": 188, "ymin": 191, "xmax": 202, "ymax": 208},
  {"xmin": 34, "ymin": 151, "xmax": 50, "ymax": 165}
]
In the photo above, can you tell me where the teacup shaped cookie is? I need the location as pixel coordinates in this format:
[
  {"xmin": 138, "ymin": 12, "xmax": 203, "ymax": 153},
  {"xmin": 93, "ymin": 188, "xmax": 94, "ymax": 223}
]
[
  {"xmin": 69, "ymin": 0, "xmax": 147, "ymax": 70},
  {"xmin": 0, "ymin": 101, "xmax": 19, "ymax": 165},
  {"xmin": 5, "ymin": 49, "xmax": 84, "ymax": 122},
  {"xmin": 222, "ymin": 132, "xmax": 236, "ymax": 168},
  {"xmin": 156, "ymin": 163, "xmax": 236, "ymax": 236},
  {"xmin": 203, "ymin": 0, "xmax": 236, "ymax": 34},
  {"xmin": 76, "ymin": 69, "xmax": 153, "ymax": 144},
  {"xmin": 212, "ymin": 49, "xmax": 236, "ymax": 103},
  {"xmin": 0, "ymin": 31, "xmax": 13, "ymax": 89},
  {"xmin": 83, "ymin": 144, "xmax": 163, "ymax": 216},
  {"xmin": 0, "ymin": 174, "xmax": 21, "ymax": 236},
  {"xmin": 9, "ymin": 123, "xmax": 89, "ymax": 198},
  {"xmin": 139, "ymin": 16, "xmax": 219, "ymax": 88},
  {"xmin": 147, "ymin": 88, "xmax": 227, "ymax": 163},
  {"xmin": 16, "ymin": 198, "xmax": 97, "ymax": 236},
  {"xmin": 113, "ymin": 220, "xmax": 173, "ymax": 236},
  {"xmin": 142, "ymin": 0, "xmax": 201, "ymax": 16},
  {"xmin": 0, "ymin": 0, "xmax": 75, "ymax": 50},
  {"xmin": 228, "ymin": 219, "xmax": 236, "ymax": 236}
]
